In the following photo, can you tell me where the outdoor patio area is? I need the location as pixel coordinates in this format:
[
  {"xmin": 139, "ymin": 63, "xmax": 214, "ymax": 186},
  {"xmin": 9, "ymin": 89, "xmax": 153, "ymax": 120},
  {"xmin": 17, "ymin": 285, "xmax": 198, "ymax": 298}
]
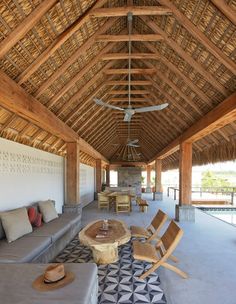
[{"xmin": 81, "ymin": 193, "xmax": 236, "ymax": 304}]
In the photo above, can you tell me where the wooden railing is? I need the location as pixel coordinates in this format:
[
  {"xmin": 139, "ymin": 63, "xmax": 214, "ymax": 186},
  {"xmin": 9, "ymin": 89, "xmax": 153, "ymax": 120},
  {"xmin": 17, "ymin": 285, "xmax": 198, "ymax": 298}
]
[{"xmin": 167, "ymin": 186, "xmax": 236, "ymax": 205}]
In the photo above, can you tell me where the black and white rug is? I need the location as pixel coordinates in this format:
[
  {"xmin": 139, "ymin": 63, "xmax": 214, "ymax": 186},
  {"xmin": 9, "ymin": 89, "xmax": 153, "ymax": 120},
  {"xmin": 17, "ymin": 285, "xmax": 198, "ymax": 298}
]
[{"xmin": 55, "ymin": 238, "xmax": 167, "ymax": 304}]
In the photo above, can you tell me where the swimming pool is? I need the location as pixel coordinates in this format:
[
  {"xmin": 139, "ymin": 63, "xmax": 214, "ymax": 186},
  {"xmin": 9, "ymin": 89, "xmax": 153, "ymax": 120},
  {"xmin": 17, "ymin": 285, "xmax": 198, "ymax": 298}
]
[{"xmin": 198, "ymin": 207, "xmax": 236, "ymax": 226}]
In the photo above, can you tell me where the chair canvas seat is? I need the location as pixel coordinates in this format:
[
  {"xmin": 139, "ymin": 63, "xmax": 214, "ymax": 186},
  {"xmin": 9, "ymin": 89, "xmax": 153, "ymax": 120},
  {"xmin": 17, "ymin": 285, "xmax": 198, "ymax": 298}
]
[
  {"xmin": 130, "ymin": 226, "xmax": 150, "ymax": 239},
  {"xmin": 133, "ymin": 240, "xmax": 158, "ymax": 263}
]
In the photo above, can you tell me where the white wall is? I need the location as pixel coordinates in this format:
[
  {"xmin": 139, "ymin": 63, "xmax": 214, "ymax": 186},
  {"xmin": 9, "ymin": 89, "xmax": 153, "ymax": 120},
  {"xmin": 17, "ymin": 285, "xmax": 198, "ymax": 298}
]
[
  {"xmin": 0, "ymin": 138, "xmax": 64, "ymax": 213},
  {"xmin": 80, "ymin": 163, "xmax": 95, "ymax": 208}
]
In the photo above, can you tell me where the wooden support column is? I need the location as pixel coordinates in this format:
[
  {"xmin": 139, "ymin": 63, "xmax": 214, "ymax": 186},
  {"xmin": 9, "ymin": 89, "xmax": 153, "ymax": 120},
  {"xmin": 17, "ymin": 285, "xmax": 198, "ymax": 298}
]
[
  {"xmin": 176, "ymin": 142, "xmax": 195, "ymax": 222},
  {"xmin": 154, "ymin": 159, "xmax": 163, "ymax": 200},
  {"xmin": 96, "ymin": 159, "xmax": 102, "ymax": 197},
  {"xmin": 106, "ymin": 165, "xmax": 110, "ymax": 187},
  {"xmin": 66, "ymin": 142, "xmax": 80, "ymax": 207},
  {"xmin": 146, "ymin": 165, "xmax": 151, "ymax": 193}
]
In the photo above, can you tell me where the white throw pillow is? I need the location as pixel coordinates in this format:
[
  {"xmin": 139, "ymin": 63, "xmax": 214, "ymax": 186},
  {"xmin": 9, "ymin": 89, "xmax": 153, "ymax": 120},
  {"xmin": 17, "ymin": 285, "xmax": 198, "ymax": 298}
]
[
  {"xmin": 38, "ymin": 200, "xmax": 58, "ymax": 223},
  {"xmin": 1, "ymin": 208, "xmax": 33, "ymax": 243}
]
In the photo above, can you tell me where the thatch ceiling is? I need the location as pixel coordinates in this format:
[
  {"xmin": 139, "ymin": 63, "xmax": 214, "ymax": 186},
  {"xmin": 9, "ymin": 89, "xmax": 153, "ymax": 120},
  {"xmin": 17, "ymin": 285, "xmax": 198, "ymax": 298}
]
[{"xmin": 0, "ymin": 0, "xmax": 235, "ymax": 169}]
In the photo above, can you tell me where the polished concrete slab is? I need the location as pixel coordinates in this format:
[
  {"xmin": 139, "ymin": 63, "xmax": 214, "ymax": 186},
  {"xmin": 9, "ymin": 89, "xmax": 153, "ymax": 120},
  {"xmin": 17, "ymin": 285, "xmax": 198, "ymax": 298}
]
[{"xmin": 81, "ymin": 194, "xmax": 236, "ymax": 304}]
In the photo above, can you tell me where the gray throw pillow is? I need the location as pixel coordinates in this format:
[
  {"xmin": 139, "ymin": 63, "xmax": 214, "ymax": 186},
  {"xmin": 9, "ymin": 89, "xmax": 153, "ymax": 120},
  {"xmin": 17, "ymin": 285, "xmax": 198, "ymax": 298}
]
[
  {"xmin": 38, "ymin": 200, "xmax": 58, "ymax": 223},
  {"xmin": 1, "ymin": 208, "xmax": 33, "ymax": 243}
]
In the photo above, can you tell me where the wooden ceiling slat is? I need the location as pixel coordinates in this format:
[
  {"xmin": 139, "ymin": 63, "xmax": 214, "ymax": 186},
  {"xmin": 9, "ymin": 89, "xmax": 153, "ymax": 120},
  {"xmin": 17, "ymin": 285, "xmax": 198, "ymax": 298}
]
[
  {"xmin": 35, "ymin": 17, "xmax": 118, "ymax": 98},
  {"xmin": 46, "ymin": 41, "xmax": 120, "ymax": 109},
  {"xmin": 210, "ymin": 0, "xmax": 236, "ymax": 26},
  {"xmin": 105, "ymin": 68, "xmax": 156, "ymax": 75},
  {"xmin": 158, "ymin": 0, "xmax": 236, "ymax": 74},
  {"xmin": 140, "ymin": 16, "xmax": 228, "ymax": 95},
  {"xmin": 0, "ymin": 0, "xmax": 57, "ymax": 59},
  {"xmin": 16, "ymin": 0, "xmax": 108, "ymax": 84}
]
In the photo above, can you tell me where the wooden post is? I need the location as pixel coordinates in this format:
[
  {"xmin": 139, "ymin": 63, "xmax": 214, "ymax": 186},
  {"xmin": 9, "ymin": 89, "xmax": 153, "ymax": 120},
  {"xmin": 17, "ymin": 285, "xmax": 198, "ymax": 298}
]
[
  {"xmin": 66, "ymin": 142, "xmax": 80, "ymax": 205},
  {"xmin": 176, "ymin": 142, "xmax": 195, "ymax": 221},
  {"xmin": 146, "ymin": 165, "xmax": 151, "ymax": 193},
  {"xmin": 154, "ymin": 159, "xmax": 163, "ymax": 200},
  {"xmin": 106, "ymin": 165, "xmax": 110, "ymax": 187},
  {"xmin": 96, "ymin": 159, "xmax": 102, "ymax": 196}
]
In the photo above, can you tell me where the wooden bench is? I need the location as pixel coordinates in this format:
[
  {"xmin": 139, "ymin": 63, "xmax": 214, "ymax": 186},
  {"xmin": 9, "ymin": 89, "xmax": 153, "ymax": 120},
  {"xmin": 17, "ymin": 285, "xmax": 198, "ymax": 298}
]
[{"xmin": 136, "ymin": 198, "xmax": 149, "ymax": 212}]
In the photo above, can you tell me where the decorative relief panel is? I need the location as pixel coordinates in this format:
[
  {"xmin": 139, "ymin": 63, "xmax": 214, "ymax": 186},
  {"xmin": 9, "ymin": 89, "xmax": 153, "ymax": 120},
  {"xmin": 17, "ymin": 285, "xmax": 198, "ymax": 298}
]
[{"xmin": 0, "ymin": 150, "xmax": 63, "ymax": 175}]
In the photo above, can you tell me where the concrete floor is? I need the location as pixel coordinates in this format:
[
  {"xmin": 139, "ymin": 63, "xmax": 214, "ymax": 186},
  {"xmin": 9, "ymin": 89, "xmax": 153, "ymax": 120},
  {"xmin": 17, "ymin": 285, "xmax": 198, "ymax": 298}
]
[{"xmin": 81, "ymin": 194, "xmax": 236, "ymax": 304}]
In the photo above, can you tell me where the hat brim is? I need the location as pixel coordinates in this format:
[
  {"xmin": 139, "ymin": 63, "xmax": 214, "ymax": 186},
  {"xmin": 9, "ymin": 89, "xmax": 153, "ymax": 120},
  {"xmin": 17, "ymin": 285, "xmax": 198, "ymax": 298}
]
[{"xmin": 32, "ymin": 271, "xmax": 75, "ymax": 292}]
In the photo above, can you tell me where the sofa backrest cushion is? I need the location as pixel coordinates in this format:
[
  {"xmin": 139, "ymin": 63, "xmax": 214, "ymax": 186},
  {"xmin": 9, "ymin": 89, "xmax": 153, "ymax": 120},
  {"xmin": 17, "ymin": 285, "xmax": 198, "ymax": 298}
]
[
  {"xmin": 38, "ymin": 200, "xmax": 58, "ymax": 223},
  {"xmin": 1, "ymin": 207, "xmax": 33, "ymax": 243}
]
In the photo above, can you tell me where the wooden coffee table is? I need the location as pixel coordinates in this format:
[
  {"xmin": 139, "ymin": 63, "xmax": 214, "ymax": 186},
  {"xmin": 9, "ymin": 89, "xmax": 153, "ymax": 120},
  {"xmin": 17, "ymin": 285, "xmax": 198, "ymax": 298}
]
[{"xmin": 79, "ymin": 219, "xmax": 131, "ymax": 264}]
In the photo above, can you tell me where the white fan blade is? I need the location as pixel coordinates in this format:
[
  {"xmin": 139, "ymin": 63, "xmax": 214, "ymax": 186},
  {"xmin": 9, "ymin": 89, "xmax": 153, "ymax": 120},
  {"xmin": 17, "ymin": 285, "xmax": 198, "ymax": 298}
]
[
  {"xmin": 128, "ymin": 139, "xmax": 139, "ymax": 144},
  {"xmin": 124, "ymin": 112, "xmax": 132, "ymax": 122},
  {"xmin": 127, "ymin": 143, "xmax": 140, "ymax": 147},
  {"xmin": 134, "ymin": 103, "xmax": 168, "ymax": 113},
  {"xmin": 94, "ymin": 98, "xmax": 124, "ymax": 111}
]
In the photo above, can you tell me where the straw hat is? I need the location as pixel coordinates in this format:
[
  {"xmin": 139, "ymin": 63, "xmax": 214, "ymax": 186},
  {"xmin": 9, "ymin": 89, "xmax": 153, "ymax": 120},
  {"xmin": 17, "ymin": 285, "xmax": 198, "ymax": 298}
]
[{"xmin": 32, "ymin": 264, "xmax": 75, "ymax": 292}]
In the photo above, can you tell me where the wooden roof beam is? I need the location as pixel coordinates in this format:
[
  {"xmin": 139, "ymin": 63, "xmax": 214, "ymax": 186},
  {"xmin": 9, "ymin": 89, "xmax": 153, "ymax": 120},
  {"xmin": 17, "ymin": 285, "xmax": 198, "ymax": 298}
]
[
  {"xmin": 149, "ymin": 92, "xmax": 236, "ymax": 164},
  {"xmin": 157, "ymin": 0, "xmax": 236, "ymax": 74},
  {"xmin": 106, "ymin": 80, "xmax": 152, "ymax": 86},
  {"xmin": 105, "ymin": 68, "xmax": 156, "ymax": 75},
  {"xmin": 108, "ymin": 90, "xmax": 150, "ymax": 95},
  {"xmin": 101, "ymin": 53, "xmax": 159, "ymax": 60},
  {"xmin": 0, "ymin": 71, "xmax": 108, "ymax": 162},
  {"xmin": 90, "ymin": 6, "xmax": 172, "ymax": 17},
  {"xmin": 16, "ymin": 0, "xmax": 108, "ymax": 84},
  {"xmin": 97, "ymin": 34, "xmax": 163, "ymax": 42},
  {"xmin": 0, "ymin": 0, "xmax": 58, "ymax": 59}
]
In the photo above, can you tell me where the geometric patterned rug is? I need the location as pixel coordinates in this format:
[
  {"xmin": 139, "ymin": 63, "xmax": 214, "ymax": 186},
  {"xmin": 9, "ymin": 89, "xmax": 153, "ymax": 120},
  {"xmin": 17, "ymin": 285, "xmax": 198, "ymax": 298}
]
[{"xmin": 55, "ymin": 237, "xmax": 167, "ymax": 304}]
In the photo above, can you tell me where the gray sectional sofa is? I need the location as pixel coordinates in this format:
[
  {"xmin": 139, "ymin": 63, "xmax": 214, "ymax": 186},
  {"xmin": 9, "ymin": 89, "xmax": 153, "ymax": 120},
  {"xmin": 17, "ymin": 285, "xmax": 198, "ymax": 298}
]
[
  {"xmin": 0, "ymin": 201, "xmax": 99, "ymax": 304},
  {"xmin": 0, "ymin": 211, "xmax": 81, "ymax": 263}
]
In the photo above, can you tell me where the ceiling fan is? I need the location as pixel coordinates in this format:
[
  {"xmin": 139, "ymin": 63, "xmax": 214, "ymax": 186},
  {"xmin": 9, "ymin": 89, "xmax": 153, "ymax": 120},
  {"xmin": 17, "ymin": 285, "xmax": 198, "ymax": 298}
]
[{"xmin": 93, "ymin": 12, "xmax": 168, "ymax": 122}]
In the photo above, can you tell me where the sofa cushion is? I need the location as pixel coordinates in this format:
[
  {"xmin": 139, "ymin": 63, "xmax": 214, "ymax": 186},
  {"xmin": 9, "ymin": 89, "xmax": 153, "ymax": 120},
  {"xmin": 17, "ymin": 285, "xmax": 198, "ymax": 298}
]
[
  {"xmin": 29, "ymin": 216, "xmax": 72, "ymax": 242},
  {"xmin": 0, "ymin": 235, "xmax": 51, "ymax": 263},
  {"xmin": 39, "ymin": 200, "xmax": 58, "ymax": 223},
  {"xmin": 28, "ymin": 207, "xmax": 42, "ymax": 227},
  {"xmin": 1, "ymin": 208, "xmax": 33, "ymax": 243},
  {"xmin": 59, "ymin": 213, "xmax": 81, "ymax": 227}
]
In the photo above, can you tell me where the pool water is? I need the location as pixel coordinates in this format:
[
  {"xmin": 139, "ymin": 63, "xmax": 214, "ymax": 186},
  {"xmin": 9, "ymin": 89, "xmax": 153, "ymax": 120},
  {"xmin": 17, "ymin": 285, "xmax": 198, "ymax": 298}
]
[{"xmin": 199, "ymin": 208, "xmax": 236, "ymax": 226}]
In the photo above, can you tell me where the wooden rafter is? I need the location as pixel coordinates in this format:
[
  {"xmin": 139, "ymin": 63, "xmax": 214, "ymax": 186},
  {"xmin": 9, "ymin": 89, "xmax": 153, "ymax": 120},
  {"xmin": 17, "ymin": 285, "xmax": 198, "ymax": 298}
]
[
  {"xmin": 210, "ymin": 0, "xmax": 236, "ymax": 26},
  {"xmin": 35, "ymin": 17, "xmax": 118, "ymax": 98},
  {"xmin": 0, "ymin": 0, "xmax": 58, "ymax": 59},
  {"xmin": 157, "ymin": 0, "xmax": 236, "ymax": 74},
  {"xmin": 90, "ymin": 6, "xmax": 172, "ymax": 17},
  {"xmin": 140, "ymin": 16, "xmax": 228, "ymax": 95},
  {"xmin": 16, "ymin": 0, "xmax": 108, "ymax": 84}
]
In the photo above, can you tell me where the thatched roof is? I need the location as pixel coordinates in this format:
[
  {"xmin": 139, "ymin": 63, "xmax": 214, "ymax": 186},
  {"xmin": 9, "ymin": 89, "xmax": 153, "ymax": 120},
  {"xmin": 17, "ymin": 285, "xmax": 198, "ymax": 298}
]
[{"xmin": 0, "ymin": 0, "xmax": 235, "ymax": 169}]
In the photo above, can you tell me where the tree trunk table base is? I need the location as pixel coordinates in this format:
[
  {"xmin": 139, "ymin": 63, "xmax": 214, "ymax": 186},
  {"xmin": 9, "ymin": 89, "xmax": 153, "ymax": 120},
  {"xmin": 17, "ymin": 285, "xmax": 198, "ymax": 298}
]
[{"xmin": 79, "ymin": 219, "xmax": 131, "ymax": 264}]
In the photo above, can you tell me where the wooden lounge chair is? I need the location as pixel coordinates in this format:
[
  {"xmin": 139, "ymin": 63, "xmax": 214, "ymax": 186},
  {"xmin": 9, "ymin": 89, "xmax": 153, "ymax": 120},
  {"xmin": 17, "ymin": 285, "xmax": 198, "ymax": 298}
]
[
  {"xmin": 116, "ymin": 195, "xmax": 131, "ymax": 213},
  {"xmin": 97, "ymin": 193, "xmax": 109, "ymax": 210},
  {"xmin": 132, "ymin": 220, "xmax": 188, "ymax": 280},
  {"xmin": 130, "ymin": 209, "xmax": 168, "ymax": 242}
]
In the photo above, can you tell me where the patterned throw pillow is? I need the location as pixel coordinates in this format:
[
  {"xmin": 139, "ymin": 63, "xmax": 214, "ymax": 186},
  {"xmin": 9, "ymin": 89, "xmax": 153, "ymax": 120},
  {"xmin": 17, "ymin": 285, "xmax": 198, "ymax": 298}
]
[{"xmin": 28, "ymin": 207, "xmax": 42, "ymax": 227}]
